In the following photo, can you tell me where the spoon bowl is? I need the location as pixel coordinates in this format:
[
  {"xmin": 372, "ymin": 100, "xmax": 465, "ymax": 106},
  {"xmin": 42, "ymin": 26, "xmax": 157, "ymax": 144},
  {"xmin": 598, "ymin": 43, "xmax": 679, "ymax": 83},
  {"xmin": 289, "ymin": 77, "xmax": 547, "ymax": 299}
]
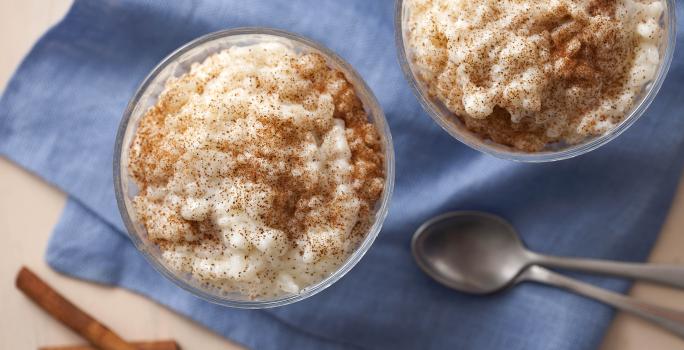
[{"xmin": 411, "ymin": 211, "xmax": 529, "ymax": 294}]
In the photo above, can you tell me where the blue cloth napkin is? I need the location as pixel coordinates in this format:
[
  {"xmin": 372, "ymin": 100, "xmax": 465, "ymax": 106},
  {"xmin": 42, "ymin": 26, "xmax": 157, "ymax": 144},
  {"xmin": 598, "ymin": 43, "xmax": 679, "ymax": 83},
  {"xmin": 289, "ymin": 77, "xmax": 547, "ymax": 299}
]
[{"xmin": 2, "ymin": 0, "xmax": 683, "ymax": 349}]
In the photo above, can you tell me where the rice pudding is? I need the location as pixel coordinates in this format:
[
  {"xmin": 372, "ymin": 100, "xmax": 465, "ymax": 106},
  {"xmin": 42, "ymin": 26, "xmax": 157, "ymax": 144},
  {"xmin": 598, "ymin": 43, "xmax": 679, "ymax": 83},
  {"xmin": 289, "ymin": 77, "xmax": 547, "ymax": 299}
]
[
  {"xmin": 405, "ymin": 0, "xmax": 665, "ymax": 151},
  {"xmin": 128, "ymin": 42, "xmax": 385, "ymax": 298}
]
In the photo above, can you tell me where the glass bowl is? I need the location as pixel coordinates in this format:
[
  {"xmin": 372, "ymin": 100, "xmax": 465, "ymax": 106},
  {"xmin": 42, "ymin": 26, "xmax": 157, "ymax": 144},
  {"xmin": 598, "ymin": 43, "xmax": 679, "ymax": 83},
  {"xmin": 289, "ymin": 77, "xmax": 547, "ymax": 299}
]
[
  {"xmin": 395, "ymin": 0, "xmax": 677, "ymax": 162},
  {"xmin": 113, "ymin": 28, "xmax": 395, "ymax": 308}
]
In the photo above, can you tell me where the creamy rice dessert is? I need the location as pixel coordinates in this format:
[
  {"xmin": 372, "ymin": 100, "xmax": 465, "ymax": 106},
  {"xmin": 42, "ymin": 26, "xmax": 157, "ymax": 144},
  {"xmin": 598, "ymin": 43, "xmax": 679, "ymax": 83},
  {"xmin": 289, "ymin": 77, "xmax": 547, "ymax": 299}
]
[
  {"xmin": 128, "ymin": 42, "xmax": 384, "ymax": 298},
  {"xmin": 405, "ymin": 0, "xmax": 664, "ymax": 151}
]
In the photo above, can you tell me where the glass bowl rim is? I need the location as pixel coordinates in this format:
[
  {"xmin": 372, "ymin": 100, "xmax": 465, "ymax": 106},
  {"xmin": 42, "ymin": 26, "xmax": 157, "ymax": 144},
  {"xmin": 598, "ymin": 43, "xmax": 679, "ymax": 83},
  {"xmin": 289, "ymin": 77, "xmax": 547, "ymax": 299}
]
[
  {"xmin": 113, "ymin": 27, "xmax": 396, "ymax": 308},
  {"xmin": 394, "ymin": 0, "xmax": 677, "ymax": 162}
]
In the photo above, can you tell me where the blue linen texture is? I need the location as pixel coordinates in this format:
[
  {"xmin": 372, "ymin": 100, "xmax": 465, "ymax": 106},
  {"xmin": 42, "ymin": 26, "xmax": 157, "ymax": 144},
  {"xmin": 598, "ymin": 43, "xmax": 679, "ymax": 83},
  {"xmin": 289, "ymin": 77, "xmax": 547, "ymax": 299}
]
[{"xmin": 1, "ymin": 1, "xmax": 683, "ymax": 349}]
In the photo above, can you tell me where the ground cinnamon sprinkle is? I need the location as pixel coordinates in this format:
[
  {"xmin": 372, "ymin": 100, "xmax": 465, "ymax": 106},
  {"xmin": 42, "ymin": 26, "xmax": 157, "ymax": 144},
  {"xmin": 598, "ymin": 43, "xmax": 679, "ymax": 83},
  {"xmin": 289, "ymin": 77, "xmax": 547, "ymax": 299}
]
[
  {"xmin": 128, "ymin": 42, "xmax": 384, "ymax": 298},
  {"xmin": 406, "ymin": 0, "xmax": 665, "ymax": 151}
]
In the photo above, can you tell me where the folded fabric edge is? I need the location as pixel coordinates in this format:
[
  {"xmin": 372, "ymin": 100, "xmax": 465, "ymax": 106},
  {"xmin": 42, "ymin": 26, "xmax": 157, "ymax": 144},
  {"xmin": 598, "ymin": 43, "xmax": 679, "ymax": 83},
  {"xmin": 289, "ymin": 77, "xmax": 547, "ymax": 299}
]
[{"xmin": 0, "ymin": 0, "xmax": 79, "ymax": 98}]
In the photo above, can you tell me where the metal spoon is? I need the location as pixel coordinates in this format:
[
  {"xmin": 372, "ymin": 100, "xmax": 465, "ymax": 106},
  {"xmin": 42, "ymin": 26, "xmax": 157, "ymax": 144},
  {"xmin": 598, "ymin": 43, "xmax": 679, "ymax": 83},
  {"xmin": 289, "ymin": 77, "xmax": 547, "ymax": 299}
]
[{"xmin": 412, "ymin": 211, "xmax": 684, "ymax": 338}]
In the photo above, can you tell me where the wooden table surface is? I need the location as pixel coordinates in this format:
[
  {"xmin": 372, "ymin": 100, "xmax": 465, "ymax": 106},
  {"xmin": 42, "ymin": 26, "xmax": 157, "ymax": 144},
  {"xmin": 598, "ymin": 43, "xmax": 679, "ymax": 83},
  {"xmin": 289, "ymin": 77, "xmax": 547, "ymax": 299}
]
[{"xmin": 1, "ymin": 1, "xmax": 683, "ymax": 349}]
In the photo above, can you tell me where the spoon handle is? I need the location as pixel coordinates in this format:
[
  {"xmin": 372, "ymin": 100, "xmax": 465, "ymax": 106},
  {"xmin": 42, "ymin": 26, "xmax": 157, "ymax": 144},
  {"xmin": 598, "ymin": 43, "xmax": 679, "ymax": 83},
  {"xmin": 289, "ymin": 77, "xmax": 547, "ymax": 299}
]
[
  {"xmin": 530, "ymin": 253, "xmax": 684, "ymax": 289},
  {"xmin": 520, "ymin": 265, "xmax": 684, "ymax": 339}
]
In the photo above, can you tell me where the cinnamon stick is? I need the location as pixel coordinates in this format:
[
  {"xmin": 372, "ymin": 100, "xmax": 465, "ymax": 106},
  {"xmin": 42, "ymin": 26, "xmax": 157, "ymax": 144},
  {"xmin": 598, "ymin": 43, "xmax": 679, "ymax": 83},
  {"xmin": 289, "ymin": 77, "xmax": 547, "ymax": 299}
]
[
  {"xmin": 39, "ymin": 340, "xmax": 180, "ymax": 350},
  {"xmin": 15, "ymin": 267, "xmax": 138, "ymax": 350}
]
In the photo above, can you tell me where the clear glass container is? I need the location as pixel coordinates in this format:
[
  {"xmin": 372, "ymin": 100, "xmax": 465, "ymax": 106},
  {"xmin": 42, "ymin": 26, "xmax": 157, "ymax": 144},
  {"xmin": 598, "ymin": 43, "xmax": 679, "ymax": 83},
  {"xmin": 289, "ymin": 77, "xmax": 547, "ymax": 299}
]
[
  {"xmin": 396, "ymin": 0, "xmax": 677, "ymax": 162},
  {"xmin": 114, "ymin": 28, "xmax": 395, "ymax": 308}
]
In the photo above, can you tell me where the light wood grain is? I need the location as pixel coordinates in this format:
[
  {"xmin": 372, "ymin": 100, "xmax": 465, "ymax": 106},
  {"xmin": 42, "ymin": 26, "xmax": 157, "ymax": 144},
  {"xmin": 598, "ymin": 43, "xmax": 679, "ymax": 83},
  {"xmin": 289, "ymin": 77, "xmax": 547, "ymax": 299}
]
[{"xmin": 0, "ymin": 0, "xmax": 683, "ymax": 349}]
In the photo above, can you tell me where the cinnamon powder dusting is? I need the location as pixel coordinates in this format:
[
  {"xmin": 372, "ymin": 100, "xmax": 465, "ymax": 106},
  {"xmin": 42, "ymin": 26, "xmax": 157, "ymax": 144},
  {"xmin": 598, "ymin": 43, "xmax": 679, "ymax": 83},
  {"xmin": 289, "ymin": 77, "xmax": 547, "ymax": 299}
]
[
  {"xmin": 128, "ymin": 42, "xmax": 384, "ymax": 298},
  {"xmin": 406, "ymin": 0, "xmax": 664, "ymax": 151}
]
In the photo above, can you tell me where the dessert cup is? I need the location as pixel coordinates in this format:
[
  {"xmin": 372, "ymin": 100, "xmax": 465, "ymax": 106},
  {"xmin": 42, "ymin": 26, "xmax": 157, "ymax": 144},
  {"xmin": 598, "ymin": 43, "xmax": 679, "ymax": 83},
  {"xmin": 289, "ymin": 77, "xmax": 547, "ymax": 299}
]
[
  {"xmin": 114, "ymin": 28, "xmax": 395, "ymax": 308},
  {"xmin": 395, "ymin": 0, "xmax": 677, "ymax": 162}
]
